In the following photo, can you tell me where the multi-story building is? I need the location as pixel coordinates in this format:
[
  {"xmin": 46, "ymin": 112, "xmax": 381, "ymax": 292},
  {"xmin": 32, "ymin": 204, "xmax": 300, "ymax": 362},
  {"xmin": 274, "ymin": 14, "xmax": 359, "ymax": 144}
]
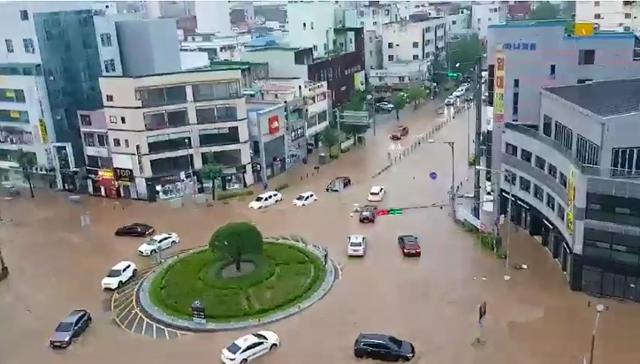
[
  {"xmin": 247, "ymin": 101, "xmax": 286, "ymax": 183},
  {"xmin": 497, "ymin": 79, "xmax": 640, "ymax": 301},
  {"xmin": 98, "ymin": 67, "xmax": 253, "ymax": 201},
  {"xmin": 446, "ymin": 9, "xmax": 472, "ymax": 37},
  {"xmin": 194, "ymin": 1, "xmax": 232, "ymax": 35},
  {"xmin": 369, "ymin": 60, "xmax": 430, "ymax": 91},
  {"xmin": 364, "ymin": 30, "xmax": 383, "ymax": 70},
  {"xmin": 77, "ymin": 109, "xmax": 115, "ymax": 197},
  {"xmin": 576, "ymin": 0, "xmax": 640, "ymax": 33},
  {"xmin": 381, "ymin": 17, "xmax": 447, "ymax": 69},
  {"xmin": 286, "ymin": 1, "xmax": 338, "ymax": 58},
  {"xmin": 472, "ymin": 1, "xmax": 507, "ymax": 41},
  {"xmin": 181, "ymin": 33, "xmax": 252, "ymax": 61}
]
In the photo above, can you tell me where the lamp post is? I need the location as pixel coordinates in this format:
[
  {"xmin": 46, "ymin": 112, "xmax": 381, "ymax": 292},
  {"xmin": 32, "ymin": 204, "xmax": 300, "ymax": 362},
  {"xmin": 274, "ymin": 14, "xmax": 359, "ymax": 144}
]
[
  {"xmin": 428, "ymin": 139, "xmax": 456, "ymax": 221},
  {"xmin": 475, "ymin": 166, "xmax": 513, "ymax": 281},
  {"xmin": 588, "ymin": 303, "xmax": 606, "ymax": 364}
]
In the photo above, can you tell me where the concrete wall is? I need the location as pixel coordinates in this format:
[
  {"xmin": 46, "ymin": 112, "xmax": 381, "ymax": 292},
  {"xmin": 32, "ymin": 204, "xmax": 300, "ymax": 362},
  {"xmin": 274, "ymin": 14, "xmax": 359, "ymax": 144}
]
[
  {"xmin": 472, "ymin": 2, "xmax": 506, "ymax": 40},
  {"xmin": 116, "ymin": 19, "xmax": 181, "ymax": 77},
  {"xmin": 242, "ymin": 49, "xmax": 308, "ymax": 80},
  {"xmin": 195, "ymin": 1, "xmax": 231, "ymax": 35},
  {"xmin": 286, "ymin": 1, "xmax": 336, "ymax": 58},
  {"xmin": 364, "ymin": 29, "xmax": 382, "ymax": 70}
]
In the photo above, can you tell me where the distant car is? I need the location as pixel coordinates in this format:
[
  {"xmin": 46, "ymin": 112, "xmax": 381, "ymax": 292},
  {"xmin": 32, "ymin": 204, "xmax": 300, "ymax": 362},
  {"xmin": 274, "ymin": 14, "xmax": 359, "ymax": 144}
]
[
  {"xmin": 376, "ymin": 102, "xmax": 395, "ymax": 112},
  {"xmin": 390, "ymin": 126, "xmax": 408, "ymax": 141},
  {"xmin": 49, "ymin": 309, "xmax": 92, "ymax": 349},
  {"xmin": 101, "ymin": 261, "xmax": 137, "ymax": 290},
  {"xmin": 452, "ymin": 88, "xmax": 465, "ymax": 97},
  {"xmin": 115, "ymin": 223, "xmax": 154, "ymax": 237},
  {"xmin": 347, "ymin": 234, "xmax": 367, "ymax": 257},
  {"xmin": 359, "ymin": 205, "xmax": 377, "ymax": 223},
  {"xmin": 248, "ymin": 191, "xmax": 282, "ymax": 209},
  {"xmin": 354, "ymin": 333, "xmax": 415, "ymax": 362},
  {"xmin": 326, "ymin": 176, "xmax": 352, "ymax": 192},
  {"xmin": 444, "ymin": 97, "xmax": 455, "ymax": 106},
  {"xmin": 138, "ymin": 232, "xmax": 180, "ymax": 256},
  {"xmin": 367, "ymin": 185, "xmax": 385, "ymax": 202},
  {"xmin": 221, "ymin": 330, "xmax": 280, "ymax": 364},
  {"xmin": 460, "ymin": 83, "xmax": 470, "ymax": 91},
  {"xmin": 398, "ymin": 235, "xmax": 422, "ymax": 257},
  {"xmin": 292, "ymin": 191, "xmax": 317, "ymax": 207}
]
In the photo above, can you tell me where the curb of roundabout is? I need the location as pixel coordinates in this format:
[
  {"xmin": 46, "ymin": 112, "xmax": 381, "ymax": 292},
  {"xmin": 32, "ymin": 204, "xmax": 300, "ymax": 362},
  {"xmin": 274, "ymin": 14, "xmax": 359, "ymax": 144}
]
[{"xmin": 135, "ymin": 237, "xmax": 338, "ymax": 333}]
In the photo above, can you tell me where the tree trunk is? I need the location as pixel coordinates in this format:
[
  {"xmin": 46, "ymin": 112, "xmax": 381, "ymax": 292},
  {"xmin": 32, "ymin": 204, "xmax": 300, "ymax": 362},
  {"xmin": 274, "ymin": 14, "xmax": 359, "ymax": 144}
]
[
  {"xmin": 0, "ymin": 246, "xmax": 8, "ymax": 280},
  {"xmin": 235, "ymin": 257, "xmax": 241, "ymax": 272},
  {"xmin": 211, "ymin": 178, "xmax": 216, "ymax": 200},
  {"xmin": 23, "ymin": 168, "xmax": 34, "ymax": 198}
]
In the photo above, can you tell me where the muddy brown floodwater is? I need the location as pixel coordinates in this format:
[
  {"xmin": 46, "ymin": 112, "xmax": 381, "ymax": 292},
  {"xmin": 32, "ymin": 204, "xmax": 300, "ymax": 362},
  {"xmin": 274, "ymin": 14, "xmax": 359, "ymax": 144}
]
[{"xmin": 1, "ymin": 103, "xmax": 639, "ymax": 364}]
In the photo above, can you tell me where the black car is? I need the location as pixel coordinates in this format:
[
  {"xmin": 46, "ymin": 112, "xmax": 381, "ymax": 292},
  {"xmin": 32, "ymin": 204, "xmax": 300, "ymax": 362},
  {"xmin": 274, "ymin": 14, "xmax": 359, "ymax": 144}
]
[
  {"xmin": 49, "ymin": 309, "xmax": 92, "ymax": 349},
  {"xmin": 326, "ymin": 176, "xmax": 352, "ymax": 192},
  {"xmin": 354, "ymin": 333, "xmax": 415, "ymax": 362},
  {"xmin": 359, "ymin": 205, "xmax": 377, "ymax": 223},
  {"xmin": 115, "ymin": 223, "xmax": 155, "ymax": 237}
]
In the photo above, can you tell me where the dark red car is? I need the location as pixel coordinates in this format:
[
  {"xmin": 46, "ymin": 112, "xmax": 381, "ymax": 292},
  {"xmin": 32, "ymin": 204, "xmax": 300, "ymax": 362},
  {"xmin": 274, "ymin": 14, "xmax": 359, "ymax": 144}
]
[
  {"xmin": 115, "ymin": 223, "xmax": 155, "ymax": 237},
  {"xmin": 398, "ymin": 235, "xmax": 421, "ymax": 257}
]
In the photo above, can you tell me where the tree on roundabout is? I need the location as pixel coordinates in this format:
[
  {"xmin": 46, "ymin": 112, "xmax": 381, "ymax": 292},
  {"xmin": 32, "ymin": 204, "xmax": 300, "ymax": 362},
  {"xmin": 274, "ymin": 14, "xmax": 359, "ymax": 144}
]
[{"xmin": 209, "ymin": 222, "xmax": 263, "ymax": 272}]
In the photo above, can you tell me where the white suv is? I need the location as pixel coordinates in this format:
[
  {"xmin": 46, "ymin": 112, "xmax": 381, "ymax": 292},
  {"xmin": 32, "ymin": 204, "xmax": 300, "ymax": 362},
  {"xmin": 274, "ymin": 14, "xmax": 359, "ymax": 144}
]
[
  {"xmin": 101, "ymin": 261, "xmax": 137, "ymax": 290},
  {"xmin": 248, "ymin": 191, "xmax": 282, "ymax": 209},
  {"xmin": 347, "ymin": 235, "xmax": 367, "ymax": 257},
  {"xmin": 367, "ymin": 186, "xmax": 385, "ymax": 202}
]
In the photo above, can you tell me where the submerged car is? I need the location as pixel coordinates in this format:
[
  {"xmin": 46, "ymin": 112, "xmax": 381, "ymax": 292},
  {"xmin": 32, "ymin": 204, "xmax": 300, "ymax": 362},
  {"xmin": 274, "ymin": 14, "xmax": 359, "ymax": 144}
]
[
  {"xmin": 49, "ymin": 309, "xmax": 92, "ymax": 349},
  {"xmin": 354, "ymin": 333, "xmax": 415, "ymax": 361},
  {"xmin": 114, "ymin": 223, "xmax": 154, "ymax": 237},
  {"xmin": 101, "ymin": 261, "xmax": 137, "ymax": 290},
  {"xmin": 292, "ymin": 192, "xmax": 317, "ymax": 207},
  {"xmin": 326, "ymin": 176, "xmax": 352, "ymax": 192},
  {"xmin": 221, "ymin": 330, "xmax": 280, "ymax": 364},
  {"xmin": 359, "ymin": 205, "xmax": 377, "ymax": 223},
  {"xmin": 248, "ymin": 191, "xmax": 282, "ymax": 209},
  {"xmin": 390, "ymin": 125, "xmax": 409, "ymax": 140},
  {"xmin": 367, "ymin": 186, "xmax": 386, "ymax": 202},
  {"xmin": 137, "ymin": 233, "xmax": 180, "ymax": 256}
]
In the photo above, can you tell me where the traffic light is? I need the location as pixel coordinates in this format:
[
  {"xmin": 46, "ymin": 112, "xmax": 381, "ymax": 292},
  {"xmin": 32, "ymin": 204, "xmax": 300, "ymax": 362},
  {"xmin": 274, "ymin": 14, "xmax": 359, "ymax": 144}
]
[
  {"xmin": 447, "ymin": 71, "xmax": 461, "ymax": 79},
  {"xmin": 376, "ymin": 209, "xmax": 389, "ymax": 216},
  {"xmin": 389, "ymin": 208, "xmax": 404, "ymax": 215}
]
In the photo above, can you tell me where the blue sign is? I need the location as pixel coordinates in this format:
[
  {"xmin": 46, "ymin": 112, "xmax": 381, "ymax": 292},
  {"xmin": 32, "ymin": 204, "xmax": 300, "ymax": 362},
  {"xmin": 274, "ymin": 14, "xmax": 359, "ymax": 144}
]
[
  {"xmin": 429, "ymin": 171, "xmax": 438, "ymax": 180},
  {"xmin": 503, "ymin": 42, "xmax": 536, "ymax": 51}
]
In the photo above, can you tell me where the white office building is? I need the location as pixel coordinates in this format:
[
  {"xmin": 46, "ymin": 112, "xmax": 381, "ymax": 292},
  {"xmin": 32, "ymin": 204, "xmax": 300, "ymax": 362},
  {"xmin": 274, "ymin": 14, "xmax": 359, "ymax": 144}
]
[
  {"xmin": 381, "ymin": 17, "xmax": 447, "ymax": 69},
  {"xmin": 472, "ymin": 1, "xmax": 507, "ymax": 41},
  {"xmin": 576, "ymin": 0, "xmax": 640, "ymax": 33}
]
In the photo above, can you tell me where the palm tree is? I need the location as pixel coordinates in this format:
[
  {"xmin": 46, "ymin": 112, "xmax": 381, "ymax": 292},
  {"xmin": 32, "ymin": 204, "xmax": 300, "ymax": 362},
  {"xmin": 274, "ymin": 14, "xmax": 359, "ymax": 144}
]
[
  {"xmin": 16, "ymin": 149, "xmax": 36, "ymax": 198},
  {"xmin": 201, "ymin": 163, "xmax": 223, "ymax": 200}
]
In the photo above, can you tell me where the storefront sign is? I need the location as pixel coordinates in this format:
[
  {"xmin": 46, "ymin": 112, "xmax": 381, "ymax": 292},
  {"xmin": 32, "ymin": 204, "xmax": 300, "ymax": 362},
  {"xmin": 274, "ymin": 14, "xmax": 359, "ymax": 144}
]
[
  {"xmin": 39, "ymin": 119, "xmax": 49, "ymax": 144},
  {"xmin": 114, "ymin": 167, "xmax": 133, "ymax": 183},
  {"xmin": 493, "ymin": 51, "xmax": 505, "ymax": 124},
  {"xmin": 268, "ymin": 115, "xmax": 280, "ymax": 134},
  {"xmin": 503, "ymin": 42, "xmax": 536, "ymax": 51},
  {"xmin": 98, "ymin": 169, "xmax": 114, "ymax": 180},
  {"xmin": 566, "ymin": 169, "xmax": 576, "ymax": 235}
]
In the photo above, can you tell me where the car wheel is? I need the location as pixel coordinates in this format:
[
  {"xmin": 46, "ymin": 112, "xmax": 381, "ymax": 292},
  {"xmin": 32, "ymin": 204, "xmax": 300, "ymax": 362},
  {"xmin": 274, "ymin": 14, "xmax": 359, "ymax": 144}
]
[
  {"xmin": 240, "ymin": 360, "xmax": 247, "ymax": 364},
  {"xmin": 270, "ymin": 344, "xmax": 278, "ymax": 351},
  {"xmin": 354, "ymin": 351, "xmax": 363, "ymax": 358},
  {"xmin": 152, "ymin": 249, "xmax": 157, "ymax": 255},
  {"xmin": 133, "ymin": 268, "xmax": 138, "ymax": 276},
  {"xmin": 117, "ymin": 281, "xmax": 122, "ymax": 289}
]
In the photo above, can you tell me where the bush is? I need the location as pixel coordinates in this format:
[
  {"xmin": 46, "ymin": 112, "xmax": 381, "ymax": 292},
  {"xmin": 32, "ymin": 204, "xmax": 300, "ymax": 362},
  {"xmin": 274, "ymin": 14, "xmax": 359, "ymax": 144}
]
[
  {"xmin": 274, "ymin": 183, "xmax": 289, "ymax": 191},
  {"xmin": 209, "ymin": 222, "xmax": 264, "ymax": 258},
  {"xmin": 479, "ymin": 233, "xmax": 497, "ymax": 252},
  {"xmin": 217, "ymin": 189, "xmax": 254, "ymax": 200}
]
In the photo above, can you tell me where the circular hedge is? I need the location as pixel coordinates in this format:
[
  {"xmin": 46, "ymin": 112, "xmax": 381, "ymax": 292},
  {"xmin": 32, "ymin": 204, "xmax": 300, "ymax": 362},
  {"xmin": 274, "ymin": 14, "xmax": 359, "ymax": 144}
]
[{"xmin": 148, "ymin": 242, "xmax": 326, "ymax": 321}]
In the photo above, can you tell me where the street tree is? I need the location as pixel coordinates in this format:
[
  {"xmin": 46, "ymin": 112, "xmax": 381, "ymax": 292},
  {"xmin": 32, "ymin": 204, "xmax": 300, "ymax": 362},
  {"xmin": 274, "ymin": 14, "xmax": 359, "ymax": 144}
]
[
  {"xmin": 0, "ymin": 246, "xmax": 8, "ymax": 280},
  {"xmin": 341, "ymin": 123, "xmax": 369, "ymax": 142},
  {"xmin": 530, "ymin": 1, "xmax": 560, "ymax": 20},
  {"xmin": 343, "ymin": 90, "xmax": 367, "ymax": 111},
  {"xmin": 209, "ymin": 222, "xmax": 264, "ymax": 272},
  {"xmin": 391, "ymin": 93, "xmax": 407, "ymax": 120},
  {"xmin": 201, "ymin": 163, "xmax": 223, "ymax": 200},
  {"xmin": 16, "ymin": 149, "xmax": 36, "ymax": 198},
  {"xmin": 406, "ymin": 86, "xmax": 428, "ymax": 110},
  {"xmin": 447, "ymin": 34, "xmax": 483, "ymax": 75},
  {"xmin": 320, "ymin": 126, "xmax": 341, "ymax": 151}
]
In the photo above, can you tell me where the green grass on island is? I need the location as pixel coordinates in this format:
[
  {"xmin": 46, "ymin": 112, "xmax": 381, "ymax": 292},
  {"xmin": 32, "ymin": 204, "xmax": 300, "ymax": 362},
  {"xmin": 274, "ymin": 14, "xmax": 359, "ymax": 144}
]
[{"xmin": 148, "ymin": 241, "xmax": 327, "ymax": 321}]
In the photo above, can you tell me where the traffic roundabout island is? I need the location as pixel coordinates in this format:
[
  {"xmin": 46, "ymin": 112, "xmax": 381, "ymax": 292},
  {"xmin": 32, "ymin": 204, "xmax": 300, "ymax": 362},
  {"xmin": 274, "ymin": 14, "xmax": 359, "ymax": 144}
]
[{"xmin": 137, "ymin": 230, "xmax": 336, "ymax": 332}]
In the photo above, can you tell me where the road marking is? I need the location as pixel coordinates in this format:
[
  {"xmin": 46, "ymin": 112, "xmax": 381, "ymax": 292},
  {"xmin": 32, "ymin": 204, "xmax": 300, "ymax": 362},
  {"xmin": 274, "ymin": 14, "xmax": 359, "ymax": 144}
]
[
  {"xmin": 132, "ymin": 313, "xmax": 141, "ymax": 332},
  {"xmin": 153, "ymin": 323, "xmax": 157, "ymax": 339},
  {"xmin": 122, "ymin": 310, "xmax": 136, "ymax": 328},
  {"xmin": 142, "ymin": 317, "xmax": 147, "ymax": 335},
  {"xmin": 117, "ymin": 302, "xmax": 134, "ymax": 320},
  {"xmin": 165, "ymin": 327, "xmax": 170, "ymax": 340}
]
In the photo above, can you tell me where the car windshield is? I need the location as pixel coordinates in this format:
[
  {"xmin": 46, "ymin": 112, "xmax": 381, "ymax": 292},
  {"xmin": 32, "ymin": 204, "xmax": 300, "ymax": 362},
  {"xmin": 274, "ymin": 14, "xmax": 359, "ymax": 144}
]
[
  {"xmin": 107, "ymin": 269, "xmax": 121, "ymax": 277},
  {"xmin": 350, "ymin": 241, "xmax": 363, "ymax": 247},
  {"xmin": 145, "ymin": 238, "xmax": 159, "ymax": 246},
  {"xmin": 55, "ymin": 322, "xmax": 74, "ymax": 332},
  {"xmin": 295, "ymin": 194, "xmax": 306, "ymax": 201},
  {"xmin": 226, "ymin": 342, "xmax": 242, "ymax": 354},
  {"xmin": 369, "ymin": 190, "xmax": 379, "ymax": 195},
  {"xmin": 252, "ymin": 333, "xmax": 267, "ymax": 340},
  {"xmin": 254, "ymin": 196, "xmax": 264, "ymax": 202},
  {"xmin": 388, "ymin": 336, "xmax": 402, "ymax": 348}
]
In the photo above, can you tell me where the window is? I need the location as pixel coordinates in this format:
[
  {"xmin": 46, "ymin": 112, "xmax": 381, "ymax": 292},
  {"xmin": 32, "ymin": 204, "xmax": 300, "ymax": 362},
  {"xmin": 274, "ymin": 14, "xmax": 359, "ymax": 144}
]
[
  {"xmin": 505, "ymin": 142, "xmax": 518, "ymax": 157},
  {"xmin": 5, "ymin": 39, "xmax": 14, "ymax": 53},
  {"xmin": 559, "ymin": 172, "xmax": 567, "ymax": 188},
  {"xmin": 520, "ymin": 149, "xmax": 532, "ymax": 163},
  {"xmin": 387, "ymin": 42, "xmax": 393, "ymax": 49},
  {"xmin": 83, "ymin": 132, "xmax": 95, "ymax": 147},
  {"xmin": 594, "ymin": 1, "xmax": 600, "ymax": 6},
  {"xmin": 519, "ymin": 176, "xmax": 531, "ymax": 193},
  {"xmin": 542, "ymin": 114, "xmax": 552, "ymax": 137},
  {"xmin": 97, "ymin": 134, "xmax": 107, "ymax": 147},
  {"xmin": 109, "ymin": 115, "xmax": 117, "ymax": 124},
  {"xmin": 124, "ymin": 139, "xmax": 129, "ymax": 148},
  {"xmin": 398, "ymin": 76, "xmax": 405, "ymax": 82},
  {"xmin": 100, "ymin": 33, "xmax": 112, "ymax": 47},
  {"xmin": 549, "ymin": 64, "xmax": 556, "ymax": 79},
  {"xmin": 310, "ymin": 21, "xmax": 314, "ymax": 29},
  {"xmin": 513, "ymin": 79, "xmax": 519, "ymax": 88},
  {"xmin": 120, "ymin": 116, "xmax": 126, "ymax": 124},
  {"xmin": 504, "ymin": 169, "xmax": 516, "ymax": 185},
  {"xmin": 534, "ymin": 156, "xmax": 546, "ymax": 171},
  {"xmin": 0, "ymin": 88, "xmax": 25, "ymax": 103},
  {"xmin": 113, "ymin": 138, "xmax": 121, "ymax": 147},
  {"xmin": 192, "ymin": 82, "xmax": 239, "ymax": 102},
  {"xmin": 79, "ymin": 114, "xmax": 91, "ymax": 126},
  {"xmin": 22, "ymin": 38, "xmax": 34, "ymax": 53},
  {"xmin": 578, "ymin": 49, "xmax": 595, "ymax": 65},
  {"xmin": 533, "ymin": 184, "xmax": 544, "ymax": 201},
  {"xmin": 594, "ymin": 13, "xmax": 601, "ymax": 19},
  {"xmin": 425, "ymin": 26, "xmax": 432, "ymax": 32},
  {"xmin": 554, "ymin": 121, "xmax": 573, "ymax": 151},
  {"xmin": 378, "ymin": 76, "xmax": 384, "ymax": 82},
  {"xmin": 103, "ymin": 59, "xmax": 116, "ymax": 73},
  {"xmin": 0, "ymin": 109, "xmax": 28, "ymax": 123},
  {"xmin": 557, "ymin": 203, "xmax": 565, "ymax": 221},
  {"xmin": 388, "ymin": 55, "xmax": 394, "ymax": 61},
  {"xmin": 625, "ymin": 13, "xmax": 632, "ymax": 19},
  {"xmin": 615, "ymin": 207, "xmax": 631, "ymax": 215},
  {"xmin": 302, "ymin": 22, "xmax": 306, "ymax": 30},
  {"xmin": 576, "ymin": 134, "xmax": 600, "ymax": 166},
  {"xmin": 106, "ymin": 94, "xmax": 114, "ymax": 102},
  {"xmin": 577, "ymin": 78, "xmax": 593, "ymax": 84},
  {"xmin": 412, "ymin": 54, "xmax": 419, "ymax": 60},
  {"xmin": 546, "ymin": 193, "xmax": 555, "ymax": 210},
  {"xmin": 412, "ymin": 41, "xmax": 419, "ymax": 48},
  {"xmin": 19, "ymin": 10, "xmax": 28, "ymax": 21},
  {"xmin": 611, "ymin": 147, "xmax": 640, "ymax": 176},
  {"xmin": 547, "ymin": 163, "xmax": 557, "ymax": 179}
]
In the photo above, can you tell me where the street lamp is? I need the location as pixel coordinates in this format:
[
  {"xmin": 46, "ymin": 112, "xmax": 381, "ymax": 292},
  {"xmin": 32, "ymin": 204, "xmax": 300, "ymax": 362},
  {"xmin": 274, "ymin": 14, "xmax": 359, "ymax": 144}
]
[
  {"xmin": 475, "ymin": 166, "xmax": 513, "ymax": 281},
  {"xmin": 588, "ymin": 303, "xmax": 606, "ymax": 364},
  {"xmin": 428, "ymin": 139, "xmax": 456, "ymax": 221}
]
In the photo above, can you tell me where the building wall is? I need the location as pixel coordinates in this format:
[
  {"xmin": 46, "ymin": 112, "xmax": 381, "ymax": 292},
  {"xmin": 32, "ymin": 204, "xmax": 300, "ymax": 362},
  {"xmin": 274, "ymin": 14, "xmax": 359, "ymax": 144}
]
[
  {"xmin": 364, "ymin": 30, "xmax": 382, "ymax": 70},
  {"xmin": 381, "ymin": 18, "xmax": 446, "ymax": 69},
  {"xmin": 116, "ymin": 19, "xmax": 181, "ymax": 77},
  {"xmin": 576, "ymin": 0, "xmax": 638, "ymax": 32},
  {"xmin": 195, "ymin": 1, "xmax": 231, "ymax": 35},
  {"xmin": 93, "ymin": 14, "xmax": 134, "ymax": 77},
  {"xmin": 446, "ymin": 10, "xmax": 471, "ymax": 36},
  {"xmin": 242, "ymin": 49, "xmax": 309, "ymax": 80},
  {"xmin": 286, "ymin": 1, "xmax": 336, "ymax": 58},
  {"xmin": 472, "ymin": 2, "xmax": 506, "ymax": 40}
]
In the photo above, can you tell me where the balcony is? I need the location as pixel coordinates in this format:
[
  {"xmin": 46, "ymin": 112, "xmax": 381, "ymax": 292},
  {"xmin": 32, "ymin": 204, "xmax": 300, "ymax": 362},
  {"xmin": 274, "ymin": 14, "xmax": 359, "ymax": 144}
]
[
  {"xmin": 505, "ymin": 123, "xmax": 583, "ymax": 167},
  {"xmin": 144, "ymin": 110, "xmax": 189, "ymax": 131},
  {"xmin": 195, "ymin": 105, "xmax": 239, "ymax": 125},
  {"xmin": 138, "ymin": 86, "xmax": 187, "ymax": 108},
  {"xmin": 192, "ymin": 81, "xmax": 241, "ymax": 102}
]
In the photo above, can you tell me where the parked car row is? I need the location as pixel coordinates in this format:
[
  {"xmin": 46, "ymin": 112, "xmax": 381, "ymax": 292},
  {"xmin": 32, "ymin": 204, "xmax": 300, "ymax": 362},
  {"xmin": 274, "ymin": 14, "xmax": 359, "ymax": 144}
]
[
  {"xmin": 346, "ymin": 233, "xmax": 422, "ymax": 258},
  {"xmin": 247, "ymin": 176, "xmax": 355, "ymax": 210}
]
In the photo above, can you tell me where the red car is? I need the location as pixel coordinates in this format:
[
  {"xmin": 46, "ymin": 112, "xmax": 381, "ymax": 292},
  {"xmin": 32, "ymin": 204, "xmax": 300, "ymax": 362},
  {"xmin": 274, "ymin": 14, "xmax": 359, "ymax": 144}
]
[
  {"xmin": 398, "ymin": 235, "xmax": 421, "ymax": 257},
  {"xmin": 390, "ymin": 125, "xmax": 409, "ymax": 140}
]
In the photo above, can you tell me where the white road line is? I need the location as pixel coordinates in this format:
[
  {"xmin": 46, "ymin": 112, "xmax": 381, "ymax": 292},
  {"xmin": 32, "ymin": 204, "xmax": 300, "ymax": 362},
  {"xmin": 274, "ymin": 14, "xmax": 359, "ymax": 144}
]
[
  {"xmin": 117, "ymin": 303, "xmax": 134, "ymax": 320},
  {"xmin": 132, "ymin": 313, "xmax": 141, "ymax": 333},
  {"xmin": 142, "ymin": 317, "xmax": 147, "ymax": 335},
  {"xmin": 153, "ymin": 323, "xmax": 157, "ymax": 339},
  {"xmin": 164, "ymin": 328, "xmax": 170, "ymax": 340}
]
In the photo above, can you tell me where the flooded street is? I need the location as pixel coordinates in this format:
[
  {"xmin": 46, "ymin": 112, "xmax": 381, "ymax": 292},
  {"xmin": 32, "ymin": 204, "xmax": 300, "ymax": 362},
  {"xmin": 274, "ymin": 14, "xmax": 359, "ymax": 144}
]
[{"xmin": 1, "ymin": 103, "xmax": 640, "ymax": 364}]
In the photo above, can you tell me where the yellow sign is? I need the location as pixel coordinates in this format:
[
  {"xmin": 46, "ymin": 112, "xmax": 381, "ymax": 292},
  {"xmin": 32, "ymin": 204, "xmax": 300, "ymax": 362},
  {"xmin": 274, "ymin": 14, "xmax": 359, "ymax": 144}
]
[
  {"xmin": 98, "ymin": 169, "xmax": 115, "ymax": 179},
  {"xmin": 10, "ymin": 110, "xmax": 20, "ymax": 119},
  {"xmin": 493, "ymin": 51, "xmax": 505, "ymax": 124},
  {"xmin": 575, "ymin": 22, "xmax": 595, "ymax": 37},
  {"xmin": 38, "ymin": 119, "xmax": 49, "ymax": 144},
  {"xmin": 566, "ymin": 169, "xmax": 576, "ymax": 235},
  {"xmin": 5, "ymin": 90, "xmax": 15, "ymax": 98}
]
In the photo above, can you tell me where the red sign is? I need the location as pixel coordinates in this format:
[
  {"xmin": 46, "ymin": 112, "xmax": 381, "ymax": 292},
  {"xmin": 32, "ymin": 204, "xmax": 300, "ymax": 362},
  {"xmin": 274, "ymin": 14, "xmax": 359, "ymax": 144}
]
[{"xmin": 268, "ymin": 115, "xmax": 280, "ymax": 135}]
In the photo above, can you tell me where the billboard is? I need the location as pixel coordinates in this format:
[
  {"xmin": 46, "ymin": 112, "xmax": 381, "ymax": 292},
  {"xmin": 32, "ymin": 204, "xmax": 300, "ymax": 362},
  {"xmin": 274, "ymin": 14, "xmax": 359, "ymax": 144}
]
[
  {"xmin": 268, "ymin": 115, "xmax": 280, "ymax": 135},
  {"xmin": 566, "ymin": 169, "xmax": 576, "ymax": 235},
  {"xmin": 39, "ymin": 119, "xmax": 49, "ymax": 144},
  {"xmin": 493, "ymin": 51, "xmax": 505, "ymax": 124}
]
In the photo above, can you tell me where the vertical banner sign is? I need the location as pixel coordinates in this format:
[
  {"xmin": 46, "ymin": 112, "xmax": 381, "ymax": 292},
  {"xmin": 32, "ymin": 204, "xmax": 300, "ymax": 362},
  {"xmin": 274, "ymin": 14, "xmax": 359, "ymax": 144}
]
[
  {"xmin": 38, "ymin": 119, "xmax": 49, "ymax": 144},
  {"xmin": 493, "ymin": 51, "xmax": 505, "ymax": 124},
  {"xmin": 566, "ymin": 169, "xmax": 576, "ymax": 235},
  {"xmin": 268, "ymin": 115, "xmax": 280, "ymax": 135}
]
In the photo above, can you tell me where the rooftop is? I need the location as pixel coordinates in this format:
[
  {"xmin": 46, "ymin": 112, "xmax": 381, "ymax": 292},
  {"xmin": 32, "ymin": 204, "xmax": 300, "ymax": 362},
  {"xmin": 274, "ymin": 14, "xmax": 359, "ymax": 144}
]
[
  {"xmin": 101, "ymin": 67, "xmax": 243, "ymax": 79},
  {"xmin": 544, "ymin": 79, "xmax": 640, "ymax": 117}
]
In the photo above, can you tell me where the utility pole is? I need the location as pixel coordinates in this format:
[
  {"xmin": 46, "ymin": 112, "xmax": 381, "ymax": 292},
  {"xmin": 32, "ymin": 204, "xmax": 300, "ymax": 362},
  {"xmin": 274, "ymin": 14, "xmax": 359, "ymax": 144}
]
[
  {"xmin": 588, "ymin": 303, "xmax": 606, "ymax": 364},
  {"xmin": 472, "ymin": 56, "xmax": 483, "ymax": 219}
]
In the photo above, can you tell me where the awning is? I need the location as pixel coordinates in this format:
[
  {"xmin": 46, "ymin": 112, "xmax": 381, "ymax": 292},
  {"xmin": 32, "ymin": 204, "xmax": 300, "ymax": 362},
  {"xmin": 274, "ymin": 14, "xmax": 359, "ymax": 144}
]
[{"xmin": 0, "ymin": 160, "xmax": 20, "ymax": 169}]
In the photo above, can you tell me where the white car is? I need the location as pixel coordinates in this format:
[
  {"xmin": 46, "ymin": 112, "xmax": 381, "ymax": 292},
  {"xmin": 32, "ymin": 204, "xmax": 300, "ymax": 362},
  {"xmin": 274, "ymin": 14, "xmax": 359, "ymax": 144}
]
[
  {"xmin": 292, "ymin": 192, "xmax": 317, "ymax": 207},
  {"xmin": 376, "ymin": 102, "xmax": 394, "ymax": 112},
  {"xmin": 444, "ymin": 97, "xmax": 455, "ymax": 106},
  {"xmin": 452, "ymin": 88, "xmax": 465, "ymax": 97},
  {"xmin": 367, "ymin": 186, "xmax": 385, "ymax": 202},
  {"xmin": 248, "ymin": 191, "xmax": 282, "ymax": 209},
  {"xmin": 221, "ymin": 330, "xmax": 280, "ymax": 364},
  {"xmin": 347, "ymin": 235, "xmax": 367, "ymax": 257},
  {"xmin": 137, "ymin": 232, "xmax": 180, "ymax": 256},
  {"xmin": 101, "ymin": 261, "xmax": 137, "ymax": 290}
]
